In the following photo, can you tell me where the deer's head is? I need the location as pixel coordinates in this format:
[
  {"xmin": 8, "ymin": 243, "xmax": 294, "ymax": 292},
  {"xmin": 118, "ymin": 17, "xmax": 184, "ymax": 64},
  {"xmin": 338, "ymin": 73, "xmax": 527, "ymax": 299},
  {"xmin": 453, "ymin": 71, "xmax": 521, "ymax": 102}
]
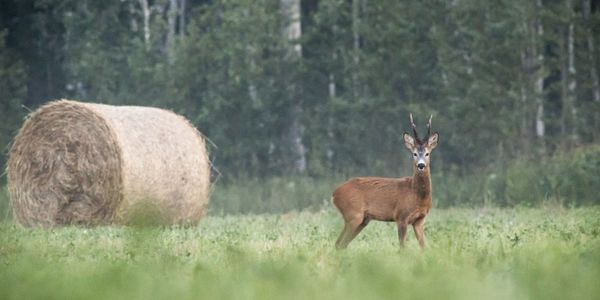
[{"xmin": 403, "ymin": 114, "xmax": 439, "ymax": 172}]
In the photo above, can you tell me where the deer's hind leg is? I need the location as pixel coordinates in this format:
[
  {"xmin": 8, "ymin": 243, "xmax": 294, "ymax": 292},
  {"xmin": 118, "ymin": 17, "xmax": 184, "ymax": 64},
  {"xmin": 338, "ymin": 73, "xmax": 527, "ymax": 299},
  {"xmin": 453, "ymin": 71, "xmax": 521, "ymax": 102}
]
[
  {"xmin": 397, "ymin": 222, "xmax": 408, "ymax": 248},
  {"xmin": 335, "ymin": 214, "xmax": 369, "ymax": 250}
]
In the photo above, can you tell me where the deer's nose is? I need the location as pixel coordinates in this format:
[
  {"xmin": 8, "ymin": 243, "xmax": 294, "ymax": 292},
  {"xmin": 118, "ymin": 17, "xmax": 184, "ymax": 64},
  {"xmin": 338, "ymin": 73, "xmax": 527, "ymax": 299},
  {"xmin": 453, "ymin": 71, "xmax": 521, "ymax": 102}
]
[{"xmin": 417, "ymin": 163, "xmax": 426, "ymax": 170}]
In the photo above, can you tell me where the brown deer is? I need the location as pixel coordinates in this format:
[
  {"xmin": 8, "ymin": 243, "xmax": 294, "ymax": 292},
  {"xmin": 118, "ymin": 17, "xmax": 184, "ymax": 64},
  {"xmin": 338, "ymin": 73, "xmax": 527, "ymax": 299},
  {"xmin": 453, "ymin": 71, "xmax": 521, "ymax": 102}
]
[{"xmin": 332, "ymin": 114, "xmax": 439, "ymax": 250}]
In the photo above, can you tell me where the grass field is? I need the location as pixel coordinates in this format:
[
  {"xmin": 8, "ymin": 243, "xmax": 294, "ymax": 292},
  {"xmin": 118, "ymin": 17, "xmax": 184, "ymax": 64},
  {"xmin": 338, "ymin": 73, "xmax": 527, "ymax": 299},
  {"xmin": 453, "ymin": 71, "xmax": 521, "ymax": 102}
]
[{"xmin": 1, "ymin": 207, "xmax": 599, "ymax": 300}]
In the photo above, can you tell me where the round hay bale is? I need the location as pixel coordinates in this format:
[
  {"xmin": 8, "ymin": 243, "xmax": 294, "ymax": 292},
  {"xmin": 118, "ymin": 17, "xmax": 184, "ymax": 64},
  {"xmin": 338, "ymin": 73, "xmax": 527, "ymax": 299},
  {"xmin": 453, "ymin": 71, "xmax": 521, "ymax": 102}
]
[{"xmin": 7, "ymin": 99, "xmax": 211, "ymax": 227}]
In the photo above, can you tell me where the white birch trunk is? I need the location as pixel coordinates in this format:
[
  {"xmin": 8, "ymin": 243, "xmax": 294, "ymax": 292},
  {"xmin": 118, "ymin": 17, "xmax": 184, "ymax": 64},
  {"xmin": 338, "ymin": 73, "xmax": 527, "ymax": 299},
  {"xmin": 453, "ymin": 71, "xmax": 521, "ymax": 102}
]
[
  {"xmin": 327, "ymin": 24, "xmax": 338, "ymax": 167},
  {"xmin": 329, "ymin": 73, "xmax": 336, "ymax": 98},
  {"xmin": 247, "ymin": 45, "xmax": 258, "ymax": 104},
  {"xmin": 129, "ymin": 2, "xmax": 139, "ymax": 32},
  {"xmin": 583, "ymin": 0, "xmax": 600, "ymax": 102},
  {"xmin": 179, "ymin": 0, "xmax": 186, "ymax": 38},
  {"xmin": 519, "ymin": 48, "xmax": 533, "ymax": 156},
  {"xmin": 566, "ymin": 0, "xmax": 578, "ymax": 142},
  {"xmin": 288, "ymin": 105, "xmax": 307, "ymax": 172},
  {"xmin": 567, "ymin": 15, "xmax": 576, "ymax": 96},
  {"xmin": 559, "ymin": 23, "xmax": 570, "ymax": 139},
  {"xmin": 281, "ymin": 0, "xmax": 302, "ymax": 57},
  {"xmin": 139, "ymin": 0, "xmax": 151, "ymax": 49},
  {"xmin": 166, "ymin": 0, "xmax": 178, "ymax": 63},
  {"xmin": 352, "ymin": 0, "xmax": 360, "ymax": 99},
  {"xmin": 281, "ymin": 0, "xmax": 306, "ymax": 172},
  {"xmin": 559, "ymin": 0, "xmax": 579, "ymax": 146},
  {"xmin": 534, "ymin": 0, "xmax": 545, "ymax": 140},
  {"xmin": 329, "ymin": 24, "xmax": 338, "ymax": 99}
]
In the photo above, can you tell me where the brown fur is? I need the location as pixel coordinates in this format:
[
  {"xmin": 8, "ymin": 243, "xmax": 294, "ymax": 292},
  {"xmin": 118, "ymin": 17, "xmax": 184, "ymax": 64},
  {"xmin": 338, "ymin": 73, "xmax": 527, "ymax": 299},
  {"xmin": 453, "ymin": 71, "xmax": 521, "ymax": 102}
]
[{"xmin": 332, "ymin": 115, "xmax": 438, "ymax": 250}]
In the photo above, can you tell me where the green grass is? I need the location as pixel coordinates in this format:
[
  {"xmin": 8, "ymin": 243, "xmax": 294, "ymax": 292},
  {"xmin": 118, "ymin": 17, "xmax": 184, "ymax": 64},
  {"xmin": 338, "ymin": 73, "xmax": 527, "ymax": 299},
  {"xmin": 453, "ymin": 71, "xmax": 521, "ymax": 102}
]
[{"xmin": 1, "ymin": 207, "xmax": 599, "ymax": 300}]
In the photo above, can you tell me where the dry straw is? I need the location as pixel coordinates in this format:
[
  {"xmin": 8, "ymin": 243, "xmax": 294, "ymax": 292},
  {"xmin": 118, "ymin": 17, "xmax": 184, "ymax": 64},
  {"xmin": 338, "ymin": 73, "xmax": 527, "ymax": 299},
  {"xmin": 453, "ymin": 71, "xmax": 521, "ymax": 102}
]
[{"xmin": 7, "ymin": 100, "xmax": 211, "ymax": 227}]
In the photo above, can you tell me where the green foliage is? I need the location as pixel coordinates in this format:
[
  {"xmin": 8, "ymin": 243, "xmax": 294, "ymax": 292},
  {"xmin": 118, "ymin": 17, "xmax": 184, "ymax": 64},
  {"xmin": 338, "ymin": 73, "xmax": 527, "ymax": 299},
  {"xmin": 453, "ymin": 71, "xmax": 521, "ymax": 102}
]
[
  {"xmin": 505, "ymin": 146, "xmax": 600, "ymax": 206},
  {"xmin": 61, "ymin": 0, "xmax": 170, "ymax": 105},
  {"xmin": 0, "ymin": 29, "xmax": 27, "ymax": 182},
  {"xmin": 1, "ymin": 0, "xmax": 600, "ymax": 205},
  {"xmin": 210, "ymin": 145, "xmax": 600, "ymax": 213},
  {"xmin": 432, "ymin": 171, "xmax": 487, "ymax": 207},
  {"xmin": 506, "ymin": 162, "xmax": 548, "ymax": 206},
  {"xmin": 0, "ymin": 208, "xmax": 599, "ymax": 299},
  {"xmin": 172, "ymin": 0, "xmax": 295, "ymax": 175}
]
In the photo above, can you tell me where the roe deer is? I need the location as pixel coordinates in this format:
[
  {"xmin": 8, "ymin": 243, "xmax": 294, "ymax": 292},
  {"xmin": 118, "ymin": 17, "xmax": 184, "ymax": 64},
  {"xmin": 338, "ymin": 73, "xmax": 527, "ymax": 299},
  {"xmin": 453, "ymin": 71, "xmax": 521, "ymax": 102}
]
[{"xmin": 332, "ymin": 114, "xmax": 439, "ymax": 250}]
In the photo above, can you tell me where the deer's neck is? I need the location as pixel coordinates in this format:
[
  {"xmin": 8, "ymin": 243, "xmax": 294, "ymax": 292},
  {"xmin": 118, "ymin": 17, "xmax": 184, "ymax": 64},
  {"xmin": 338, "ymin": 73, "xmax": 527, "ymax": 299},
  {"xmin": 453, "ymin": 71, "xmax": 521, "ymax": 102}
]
[{"xmin": 412, "ymin": 168, "xmax": 432, "ymax": 201}]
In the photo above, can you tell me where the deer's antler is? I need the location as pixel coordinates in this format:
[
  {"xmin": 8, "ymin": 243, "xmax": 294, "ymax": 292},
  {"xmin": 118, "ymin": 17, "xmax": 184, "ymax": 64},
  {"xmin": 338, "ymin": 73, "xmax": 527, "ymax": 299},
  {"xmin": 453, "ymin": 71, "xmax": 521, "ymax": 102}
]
[
  {"xmin": 425, "ymin": 115, "xmax": 432, "ymax": 140},
  {"xmin": 409, "ymin": 113, "xmax": 420, "ymax": 143}
]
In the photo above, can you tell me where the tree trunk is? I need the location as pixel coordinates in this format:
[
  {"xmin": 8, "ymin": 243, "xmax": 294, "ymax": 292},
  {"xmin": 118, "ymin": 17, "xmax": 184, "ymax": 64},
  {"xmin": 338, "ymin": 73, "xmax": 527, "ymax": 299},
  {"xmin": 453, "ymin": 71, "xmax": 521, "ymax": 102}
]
[
  {"xmin": 329, "ymin": 37, "xmax": 337, "ymax": 99},
  {"xmin": 327, "ymin": 49, "xmax": 336, "ymax": 169},
  {"xmin": 281, "ymin": 0, "xmax": 306, "ymax": 173},
  {"xmin": 139, "ymin": 0, "xmax": 151, "ymax": 50},
  {"xmin": 520, "ymin": 50, "xmax": 532, "ymax": 156},
  {"xmin": 352, "ymin": 0, "xmax": 360, "ymax": 100},
  {"xmin": 560, "ymin": 26, "xmax": 567, "ymax": 135},
  {"xmin": 329, "ymin": 23, "xmax": 338, "ymax": 99},
  {"xmin": 129, "ymin": 2, "xmax": 139, "ymax": 33},
  {"xmin": 247, "ymin": 45, "xmax": 258, "ymax": 104},
  {"xmin": 329, "ymin": 73, "xmax": 336, "ymax": 98},
  {"xmin": 287, "ymin": 105, "xmax": 307, "ymax": 172},
  {"xmin": 281, "ymin": 0, "xmax": 302, "ymax": 57},
  {"xmin": 166, "ymin": 0, "xmax": 178, "ymax": 63},
  {"xmin": 583, "ymin": 0, "xmax": 600, "ymax": 102},
  {"xmin": 179, "ymin": 0, "xmax": 186, "ymax": 38},
  {"xmin": 560, "ymin": 21, "xmax": 577, "ymax": 146},
  {"xmin": 520, "ymin": 0, "xmax": 546, "ymax": 157},
  {"xmin": 533, "ymin": 0, "xmax": 545, "ymax": 154},
  {"xmin": 566, "ymin": 0, "xmax": 578, "ymax": 144}
]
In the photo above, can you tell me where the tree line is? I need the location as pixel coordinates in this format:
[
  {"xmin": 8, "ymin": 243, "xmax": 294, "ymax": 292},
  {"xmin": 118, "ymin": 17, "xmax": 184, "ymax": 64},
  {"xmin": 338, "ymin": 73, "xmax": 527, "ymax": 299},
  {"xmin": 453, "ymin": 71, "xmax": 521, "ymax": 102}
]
[{"xmin": 1, "ymin": 0, "xmax": 599, "ymax": 186}]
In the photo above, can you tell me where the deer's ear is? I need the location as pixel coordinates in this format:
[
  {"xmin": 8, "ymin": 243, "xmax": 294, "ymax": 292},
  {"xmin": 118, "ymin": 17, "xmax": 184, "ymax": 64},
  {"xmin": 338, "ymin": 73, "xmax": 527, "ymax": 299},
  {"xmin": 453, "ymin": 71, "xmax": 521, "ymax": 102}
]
[
  {"xmin": 427, "ymin": 132, "xmax": 439, "ymax": 150},
  {"xmin": 403, "ymin": 132, "xmax": 415, "ymax": 150}
]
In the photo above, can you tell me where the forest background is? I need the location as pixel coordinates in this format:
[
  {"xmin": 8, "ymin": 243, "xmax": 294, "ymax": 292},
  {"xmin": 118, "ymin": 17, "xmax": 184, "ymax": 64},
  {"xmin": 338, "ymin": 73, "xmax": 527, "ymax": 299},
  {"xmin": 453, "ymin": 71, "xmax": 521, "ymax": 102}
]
[{"xmin": 1, "ymin": 0, "xmax": 599, "ymax": 213}]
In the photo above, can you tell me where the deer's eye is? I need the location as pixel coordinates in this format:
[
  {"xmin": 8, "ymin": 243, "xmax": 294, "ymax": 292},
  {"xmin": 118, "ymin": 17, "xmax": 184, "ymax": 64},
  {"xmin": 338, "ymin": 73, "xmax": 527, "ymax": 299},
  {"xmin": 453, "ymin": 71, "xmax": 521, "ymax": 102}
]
[
  {"xmin": 425, "ymin": 153, "xmax": 429, "ymax": 156},
  {"xmin": 413, "ymin": 153, "xmax": 417, "ymax": 156}
]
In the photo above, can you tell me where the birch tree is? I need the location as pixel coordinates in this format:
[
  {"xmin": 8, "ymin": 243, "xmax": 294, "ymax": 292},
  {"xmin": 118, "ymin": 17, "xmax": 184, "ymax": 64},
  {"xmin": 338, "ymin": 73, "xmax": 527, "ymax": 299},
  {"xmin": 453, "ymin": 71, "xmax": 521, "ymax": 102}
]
[
  {"xmin": 139, "ymin": 0, "xmax": 151, "ymax": 49},
  {"xmin": 352, "ymin": 0, "xmax": 360, "ymax": 100},
  {"xmin": 520, "ymin": 0, "xmax": 546, "ymax": 155},
  {"xmin": 166, "ymin": 0, "xmax": 178, "ymax": 63},
  {"xmin": 281, "ymin": 0, "xmax": 306, "ymax": 173},
  {"xmin": 582, "ymin": 0, "xmax": 600, "ymax": 102},
  {"xmin": 565, "ymin": 0, "xmax": 578, "ymax": 143},
  {"xmin": 534, "ymin": 0, "xmax": 545, "ymax": 148},
  {"xmin": 178, "ymin": 0, "xmax": 185, "ymax": 38}
]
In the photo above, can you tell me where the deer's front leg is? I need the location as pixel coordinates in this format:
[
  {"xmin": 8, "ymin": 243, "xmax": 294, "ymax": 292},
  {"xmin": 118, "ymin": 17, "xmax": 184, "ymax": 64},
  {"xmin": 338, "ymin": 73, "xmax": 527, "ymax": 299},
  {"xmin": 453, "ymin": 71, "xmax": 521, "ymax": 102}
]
[
  {"xmin": 413, "ymin": 217, "xmax": 426, "ymax": 250},
  {"xmin": 397, "ymin": 222, "xmax": 408, "ymax": 248}
]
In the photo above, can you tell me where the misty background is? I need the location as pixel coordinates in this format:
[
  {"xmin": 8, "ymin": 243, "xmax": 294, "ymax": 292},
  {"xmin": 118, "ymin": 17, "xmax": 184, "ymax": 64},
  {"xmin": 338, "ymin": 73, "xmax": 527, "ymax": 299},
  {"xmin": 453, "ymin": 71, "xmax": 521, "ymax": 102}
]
[{"xmin": 1, "ymin": 0, "xmax": 599, "ymax": 214}]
